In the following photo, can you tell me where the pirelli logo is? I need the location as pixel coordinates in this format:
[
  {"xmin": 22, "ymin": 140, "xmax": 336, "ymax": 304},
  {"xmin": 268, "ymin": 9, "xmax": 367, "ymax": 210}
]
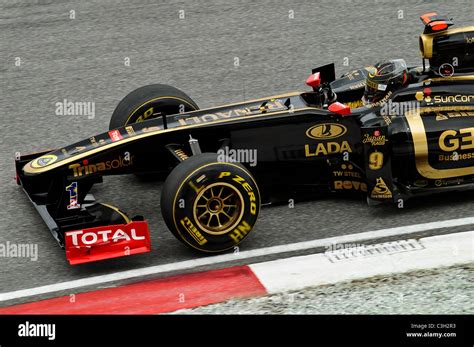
[{"xmin": 180, "ymin": 217, "xmax": 207, "ymax": 246}]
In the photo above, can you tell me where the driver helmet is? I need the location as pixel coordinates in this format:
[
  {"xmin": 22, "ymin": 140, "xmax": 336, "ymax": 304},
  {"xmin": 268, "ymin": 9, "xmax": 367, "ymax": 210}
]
[{"xmin": 363, "ymin": 59, "xmax": 408, "ymax": 104}]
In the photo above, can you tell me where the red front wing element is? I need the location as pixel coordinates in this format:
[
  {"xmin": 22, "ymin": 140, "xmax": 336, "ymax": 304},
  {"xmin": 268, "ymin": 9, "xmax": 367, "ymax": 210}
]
[{"xmin": 65, "ymin": 221, "xmax": 151, "ymax": 265}]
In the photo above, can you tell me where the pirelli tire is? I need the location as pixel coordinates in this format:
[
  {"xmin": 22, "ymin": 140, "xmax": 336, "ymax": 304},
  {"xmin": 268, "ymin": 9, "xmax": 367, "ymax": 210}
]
[
  {"xmin": 109, "ymin": 84, "xmax": 199, "ymax": 130},
  {"xmin": 161, "ymin": 153, "xmax": 260, "ymax": 253}
]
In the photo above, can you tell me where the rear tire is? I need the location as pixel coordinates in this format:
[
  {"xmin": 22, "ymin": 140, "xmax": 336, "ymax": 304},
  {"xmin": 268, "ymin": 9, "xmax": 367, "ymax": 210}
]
[
  {"xmin": 161, "ymin": 153, "xmax": 260, "ymax": 252},
  {"xmin": 109, "ymin": 84, "xmax": 199, "ymax": 130},
  {"xmin": 110, "ymin": 84, "xmax": 199, "ymax": 179}
]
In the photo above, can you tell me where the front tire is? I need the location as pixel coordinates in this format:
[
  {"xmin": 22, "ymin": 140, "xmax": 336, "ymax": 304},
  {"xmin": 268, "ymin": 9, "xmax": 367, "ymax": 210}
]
[{"xmin": 161, "ymin": 153, "xmax": 260, "ymax": 252}]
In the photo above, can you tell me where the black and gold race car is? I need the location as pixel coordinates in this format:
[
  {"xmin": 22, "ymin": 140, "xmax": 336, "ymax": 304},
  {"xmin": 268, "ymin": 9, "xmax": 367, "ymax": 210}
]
[{"xmin": 15, "ymin": 12, "xmax": 474, "ymax": 264}]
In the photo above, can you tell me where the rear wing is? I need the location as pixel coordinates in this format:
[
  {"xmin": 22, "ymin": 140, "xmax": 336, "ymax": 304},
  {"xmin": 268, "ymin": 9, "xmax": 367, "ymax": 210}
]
[{"xmin": 420, "ymin": 12, "xmax": 454, "ymax": 34}]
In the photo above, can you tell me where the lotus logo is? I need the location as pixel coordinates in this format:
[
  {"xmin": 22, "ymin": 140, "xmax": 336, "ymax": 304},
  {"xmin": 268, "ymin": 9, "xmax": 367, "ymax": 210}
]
[
  {"xmin": 306, "ymin": 123, "xmax": 347, "ymax": 140},
  {"xmin": 31, "ymin": 154, "xmax": 58, "ymax": 168}
]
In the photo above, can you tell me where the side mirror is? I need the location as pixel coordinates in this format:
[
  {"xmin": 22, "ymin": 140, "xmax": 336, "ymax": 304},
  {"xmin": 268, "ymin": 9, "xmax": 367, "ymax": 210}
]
[
  {"xmin": 328, "ymin": 102, "xmax": 351, "ymax": 116},
  {"xmin": 306, "ymin": 72, "xmax": 321, "ymax": 88}
]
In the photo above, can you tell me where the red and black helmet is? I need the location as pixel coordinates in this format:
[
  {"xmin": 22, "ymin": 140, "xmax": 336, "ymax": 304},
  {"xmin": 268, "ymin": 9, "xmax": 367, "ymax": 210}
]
[{"xmin": 363, "ymin": 59, "xmax": 408, "ymax": 104}]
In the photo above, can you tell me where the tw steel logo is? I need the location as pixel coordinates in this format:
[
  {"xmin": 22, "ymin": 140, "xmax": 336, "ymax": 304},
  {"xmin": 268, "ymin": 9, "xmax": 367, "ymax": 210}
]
[
  {"xmin": 306, "ymin": 123, "xmax": 347, "ymax": 140},
  {"xmin": 66, "ymin": 228, "xmax": 145, "ymax": 246}
]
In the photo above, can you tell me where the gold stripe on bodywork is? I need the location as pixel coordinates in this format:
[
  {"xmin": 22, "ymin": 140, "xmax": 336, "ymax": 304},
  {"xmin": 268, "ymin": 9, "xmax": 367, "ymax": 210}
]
[
  {"xmin": 406, "ymin": 106, "xmax": 474, "ymax": 179},
  {"xmin": 126, "ymin": 91, "xmax": 302, "ymax": 124},
  {"xmin": 23, "ymin": 104, "xmax": 314, "ymax": 175},
  {"xmin": 423, "ymin": 75, "xmax": 474, "ymax": 83}
]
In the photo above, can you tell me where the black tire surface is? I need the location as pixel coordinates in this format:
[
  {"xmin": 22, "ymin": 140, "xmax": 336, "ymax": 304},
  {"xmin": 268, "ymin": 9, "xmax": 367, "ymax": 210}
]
[
  {"xmin": 109, "ymin": 84, "xmax": 199, "ymax": 179},
  {"xmin": 161, "ymin": 153, "xmax": 261, "ymax": 252}
]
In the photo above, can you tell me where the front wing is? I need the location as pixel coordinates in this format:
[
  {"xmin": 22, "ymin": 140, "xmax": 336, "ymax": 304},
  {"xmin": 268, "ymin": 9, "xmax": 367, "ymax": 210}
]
[{"xmin": 15, "ymin": 150, "xmax": 152, "ymax": 265}]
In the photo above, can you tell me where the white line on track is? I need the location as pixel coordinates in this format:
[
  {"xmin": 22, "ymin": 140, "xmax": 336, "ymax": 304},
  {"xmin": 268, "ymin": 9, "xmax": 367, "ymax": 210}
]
[
  {"xmin": 1, "ymin": 216, "xmax": 474, "ymax": 303},
  {"xmin": 250, "ymin": 231, "xmax": 474, "ymax": 293}
]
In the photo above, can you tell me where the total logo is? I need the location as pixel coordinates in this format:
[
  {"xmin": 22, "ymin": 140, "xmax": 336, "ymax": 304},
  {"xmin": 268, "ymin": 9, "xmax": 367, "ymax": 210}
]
[
  {"xmin": 66, "ymin": 228, "xmax": 145, "ymax": 246},
  {"xmin": 69, "ymin": 154, "xmax": 134, "ymax": 177}
]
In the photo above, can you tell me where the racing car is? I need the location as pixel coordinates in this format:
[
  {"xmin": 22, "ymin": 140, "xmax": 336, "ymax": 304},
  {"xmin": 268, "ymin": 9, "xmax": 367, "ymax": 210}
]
[{"xmin": 15, "ymin": 12, "xmax": 474, "ymax": 264}]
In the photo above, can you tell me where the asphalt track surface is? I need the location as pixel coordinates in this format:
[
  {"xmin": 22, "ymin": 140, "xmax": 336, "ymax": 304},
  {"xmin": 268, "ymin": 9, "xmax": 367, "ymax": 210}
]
[{"xmin": 1, "ymin": 0, "xmax": 473, "ymax": 306}]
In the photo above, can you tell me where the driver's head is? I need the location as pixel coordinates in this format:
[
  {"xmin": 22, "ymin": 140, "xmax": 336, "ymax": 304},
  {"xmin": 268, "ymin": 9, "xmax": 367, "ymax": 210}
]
[{"xmin": 363, "ymin": 59, "xmax": 408, "ymax": 104}]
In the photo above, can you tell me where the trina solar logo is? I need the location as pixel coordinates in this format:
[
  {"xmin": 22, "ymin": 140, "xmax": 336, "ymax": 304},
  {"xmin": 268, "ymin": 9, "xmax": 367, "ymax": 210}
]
[{"xmin": 69, "ymin": 155, "xmax": 134, "ymax": 177}]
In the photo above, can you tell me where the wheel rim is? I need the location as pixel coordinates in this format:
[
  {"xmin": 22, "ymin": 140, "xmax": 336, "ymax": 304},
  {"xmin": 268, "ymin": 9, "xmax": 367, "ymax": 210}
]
[{"xmin": 193, "ymin": 182, "xmax": 244, "ymax": 235}]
